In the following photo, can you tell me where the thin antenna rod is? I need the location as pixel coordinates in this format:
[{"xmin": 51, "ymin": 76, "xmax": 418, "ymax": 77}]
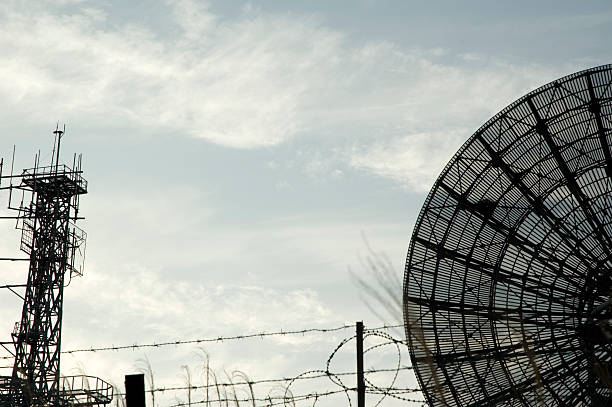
[
  {"xmin": 51, "ymin": 124, "xmax": 57, "ymax": 167},
  {"xmin": 8, "ymin": 145, "xmax": 15, "ymax": 208},
  {"xmin": 53, "ymin": 123, "xmax": 65, "ymax": 172}
]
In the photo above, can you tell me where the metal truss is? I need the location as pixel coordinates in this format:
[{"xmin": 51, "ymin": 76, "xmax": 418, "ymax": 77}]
[
  {"xmin": 0, "ymin": 129, "xmax": 112, "ymax": 407},
  {"xmin": 404, "ymin": 64, "xmax": 612, "ymax": 406}
]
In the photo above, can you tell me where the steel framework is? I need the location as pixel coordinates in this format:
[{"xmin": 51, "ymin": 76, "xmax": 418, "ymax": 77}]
[
  {"xmin": 404, "ymin": 64, "xmax": 612, "ymax": 406},
  {"xmin": 0, "ymin": 128, "xmax": 112, "ymax": 406}
]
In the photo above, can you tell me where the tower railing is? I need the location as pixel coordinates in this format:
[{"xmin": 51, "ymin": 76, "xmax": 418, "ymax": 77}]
[{"xmin": 59, "ymin": 376, "xmax": 114, "ymax": 407}]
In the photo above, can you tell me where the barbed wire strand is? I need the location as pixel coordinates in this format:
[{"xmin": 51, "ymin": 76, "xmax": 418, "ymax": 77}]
[
  {"xmin": 3, "ymin": 323, "xmax": 423, "ymax": 406},
  {"xmin": 120, "ymin": 326, "xmax": 421, "ymax": 406},
  {"xmin": 320, "ymin": 329, "xmax": 408, "ymax": 407},
  {"xmin": 0, "ymin": 323, "xmax": 405, "ymax": 360},
  {"xmin": 166, "ymin": 389, "xmax": 426, "ymax": 407},
  {"xmin": 167, "ymin": 389, "xmax": 348, "ymax": 407},
  {"xmin": 111, "ymin": 366, "xmax": 418, "ymax": 396}
]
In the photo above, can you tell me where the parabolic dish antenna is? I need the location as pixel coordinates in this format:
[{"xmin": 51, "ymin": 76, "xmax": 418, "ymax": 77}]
[{"xmin": 404, "ymin": 64, "xmax": 612, "ymax": 406}]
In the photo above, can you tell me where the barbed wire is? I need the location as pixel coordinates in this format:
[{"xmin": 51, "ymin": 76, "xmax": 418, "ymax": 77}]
[
  {"xmin": 167, "ymin": 388, "xmax": 349, "ymax": 407},
  {"xmin": 166, "ymin": 390, "xmax": 426, "ymax": 407},
  {"xmin": 314, "ymin": 328, "xmax": 410, "ymax": 407},
  {"xmin": 144, "ymin": 324, "xmax": 418, "ymax": 407},
  {"xmin": 2, "ymin": 323, "xmax": 421, "ymax": 406},
  {"xmin": 122, "ymin": 324, "xmax": 419, "ymax": 407},
  {"xmin": 112, "ymin": 367, "xmax": 418, "ymax": 396},
  {"xmin": 0, "ymin": 323, "xmax": 405, "ymax": 360},
  {"xmin": 141, "ymin": 325, "xmax": 421, "ymax": 407}
]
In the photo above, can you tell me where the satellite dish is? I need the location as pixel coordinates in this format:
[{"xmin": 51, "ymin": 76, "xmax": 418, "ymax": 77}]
[{"xmin": 404, "ymin": 64, "xmax": 612, "ymax": 406}]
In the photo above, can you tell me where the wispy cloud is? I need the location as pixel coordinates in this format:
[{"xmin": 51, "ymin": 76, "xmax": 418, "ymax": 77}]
[
  {"xmin": 0, "ymin": 1, "xmax": 339, "ymax": 148},
  {"xmin": 349, "ymin": 129, "xmax": 468, "ymax": 192},
  {"xmin": 60, "ymin": 263, "xmax": 337, "ymax": 403},
  {"xmin": 67, "ymin": 265, "xmax": 332, "ymax": 340},
  {"xmin": 0, "ymin": 2, "xmax": 567, "ymax": 157},
  {"xmin": 345, "ymin": 59, "xmax": 571, "ymax": 191}
]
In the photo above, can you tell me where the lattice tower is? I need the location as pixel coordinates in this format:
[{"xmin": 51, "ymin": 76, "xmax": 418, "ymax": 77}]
[{"xmin": 0, "ymin": 128, "xmax": 111, "ymax": 407}]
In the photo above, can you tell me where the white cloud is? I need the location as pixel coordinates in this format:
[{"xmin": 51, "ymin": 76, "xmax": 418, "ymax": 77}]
[
  {"xmin": 0, "ymin": 2, "xmax": 342, "ymax": 148},
  {"xmin": 0, "ymin": 1, "xmax": 568, "ymax": 161},
  {"xmin": 0, "ymin": 2, "xmax": 587, "ymax": 193},
  {"xmin": 350, "ymin": 129, "xmax": 468, "ymax": 192},
  {"xmin": 66, "ymin": 265, "xmax": 332, "ymax": 340},
  {"xmin": 59, "ymin": 263, "xmax": 339, "ymax": 405},
  {"xmin": 168, "ymin": 0, "xmax": 217, "ymax": 40},
  {"xmin": 346, "ymin": 60, "xmax": 571, "ymax": 192}
]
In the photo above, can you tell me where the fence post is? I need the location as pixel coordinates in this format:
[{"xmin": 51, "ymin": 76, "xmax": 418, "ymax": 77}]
[
  {"xmin": 357, "ymin": 321, "xmax": 365, "ymax": 407},
  {"xmin": 125, "ymin": 373, "xmax": 146, "ymax": 407}
]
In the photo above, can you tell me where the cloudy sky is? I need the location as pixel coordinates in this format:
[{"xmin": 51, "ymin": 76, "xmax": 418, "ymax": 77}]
[{"xmin": 0, "ymin": 0, "xmax": 610, "ymax": 406}]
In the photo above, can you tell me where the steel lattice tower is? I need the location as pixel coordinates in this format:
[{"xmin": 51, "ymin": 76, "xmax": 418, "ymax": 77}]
[
  {"xmin": 0, "ymin": 128, "xmax": 112, "ymax": 407},
  {"xmin": 9, "ymin": 128, "xmax": 86, "ymax": 406}
]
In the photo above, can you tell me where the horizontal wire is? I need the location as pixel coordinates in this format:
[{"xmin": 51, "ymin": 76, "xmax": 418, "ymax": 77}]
[
  {"xmin": 164, "ymin": 389, "xmax": 425, "ymax": 407},
  {"xmin": 12, "ymin": 323, "xmax": 403, "ymax": 358},
  {"xmin": 167, "ymin": 388, "xmax": 348, "ymax": 407},
  {"xmin": 111, "ymin": 366, "xmax": 416, "ymax": 396},
  {"xmin": 2, "ymin": 323, "xmax": 417, "ymax": 406},
  {"xmin": 58, "ymin": 327, "xmax": 353, "ymax": 356}
]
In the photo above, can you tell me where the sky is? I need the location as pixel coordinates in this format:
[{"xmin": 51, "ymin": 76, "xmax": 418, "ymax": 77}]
[{"xmin": 0, "ymin": 0, "xmax": 610, "ymax": 406}]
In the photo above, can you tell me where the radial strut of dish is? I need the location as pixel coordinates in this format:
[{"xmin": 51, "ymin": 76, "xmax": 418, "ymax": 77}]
[{"xmin": 404, "ymin": 64, "xmax": 612, "ymax": 407}]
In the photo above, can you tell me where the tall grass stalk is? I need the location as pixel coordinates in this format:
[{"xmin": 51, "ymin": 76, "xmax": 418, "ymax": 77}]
[{"xmin": 136, "ymin": 356, "xmax": 156, "ymax": 407}]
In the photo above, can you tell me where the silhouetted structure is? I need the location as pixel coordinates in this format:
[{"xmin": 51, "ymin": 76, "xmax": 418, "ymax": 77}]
[
  {"xmin": 125, "ymin": 374, "xmax": 146, "ymax": 407},
  {"xmin": 404, "ymin": 64, "xmax": 612, "ymax": 406},
  {"xmin": 0, "ymin": 128, "xmax": 112, "ymax": 406}
]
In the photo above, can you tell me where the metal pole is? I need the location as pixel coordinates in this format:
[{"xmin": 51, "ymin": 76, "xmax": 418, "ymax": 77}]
[{"xmin": 357, "ymin": 321, "xmax": 365, "ymax": 407}]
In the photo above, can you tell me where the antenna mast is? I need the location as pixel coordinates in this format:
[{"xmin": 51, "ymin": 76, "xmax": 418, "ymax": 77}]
[{"xmin": 0, "ymin": 127, "xmax": 112, "ymax": 407}]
